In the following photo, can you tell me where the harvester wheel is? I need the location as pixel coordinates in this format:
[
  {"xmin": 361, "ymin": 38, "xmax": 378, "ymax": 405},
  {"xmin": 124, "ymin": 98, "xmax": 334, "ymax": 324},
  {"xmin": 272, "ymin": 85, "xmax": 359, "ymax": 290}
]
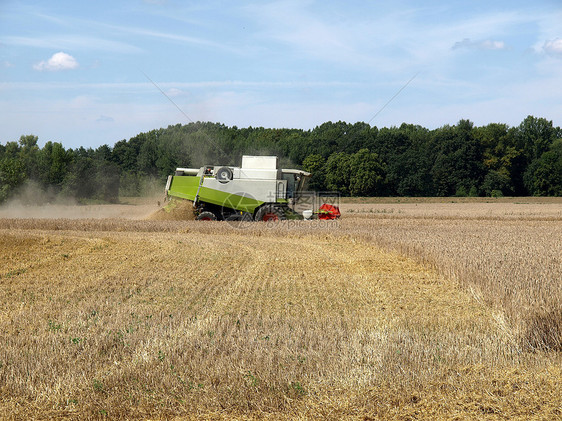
[
  {"xmin": 255, "ymin": 204, "xmax": 286, "ymax": 222},
  {"xmin": 225, "ymin": 212, "xmax": 253, "ymax": 221},
  {"xmin": 196, "ymin": 211, "xmax": 217, "ymax": 221}
]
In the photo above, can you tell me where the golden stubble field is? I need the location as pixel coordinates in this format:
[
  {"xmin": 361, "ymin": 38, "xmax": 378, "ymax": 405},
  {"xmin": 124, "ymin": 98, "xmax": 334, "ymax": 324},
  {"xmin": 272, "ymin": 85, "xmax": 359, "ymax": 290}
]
[{"xmin": 0, "ymin": 197, "xmax": 561, "ymax": 420}]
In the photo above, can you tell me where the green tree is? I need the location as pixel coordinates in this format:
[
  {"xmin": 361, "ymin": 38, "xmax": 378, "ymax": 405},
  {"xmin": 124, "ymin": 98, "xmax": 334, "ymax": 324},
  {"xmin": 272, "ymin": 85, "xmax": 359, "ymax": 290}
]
[
  {"xmin": 112, "ymin": 136, "xmax": 144, "ymax": 172},
  {"xmin": 512, "ymin": 116, "xmax": 559, "ymax": 194},
  {"xmin": 481, "ymin": 169, "xmax": 511, "ymax": 196},
  {"xmin": 18, "ymin": 135, "xmax": 40, "ymax": 180},
  {"xmin": 476, "ymin": 123, "xmax": 519, "ymax": 195},
  {"xmin": 523, "ymin": 139, "xmax": 562, "ymax": 196},
  {"xmin": 94, "ymin": 161, "xmax": 120, "ymax": 202},
  {"xmin": 0, "ymin": 156, "xmax": 26, "ymax": 201},
  {"xmin": 309, "ymin": 122, "xmax": 345, "ymax": 159},
  {"xmin": 2, "ymin": 141, "xmax": 21, "ymax": 158},
  {"xmin": 325, "ymin": 152, "xmax": 351, "ymax": 195},
  {"xmin": 384, "ymin": 125, "xmax": 433, "ymax": 196},
  {"xmin": 38, "ymin": 141, "xmax": 72, "ymax": 188},
  {"xmin": 302, "ymin": 154, "xmax": 326, "ymax": 191},
  {"xmin": 61, "ymin": 148, "xmax": 96, "ymax": 199},
  {"xmin": 516, "ymin": 116, "xmax": 559, "ymax": 163},
  {"xmin": 374, "ymin": 125, "xmax": 409, "ymax": 162},
  {"xmin": 348, "ymin": 149, "xmax": 386, "ymax": 196},
  {"xmin": 431, "ymin": 120, "xmax": 484, "ymax": 196},
  {"xmin": 137, "ymin": 135, "xmax": 160, "ymax": 177}
]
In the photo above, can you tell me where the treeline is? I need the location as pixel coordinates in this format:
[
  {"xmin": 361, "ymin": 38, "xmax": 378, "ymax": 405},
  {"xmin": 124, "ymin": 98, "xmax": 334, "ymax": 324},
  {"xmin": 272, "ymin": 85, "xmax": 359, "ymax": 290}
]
[{"xmin": 0, "ymin": 115, "xmax": 560, "ymax": 203}]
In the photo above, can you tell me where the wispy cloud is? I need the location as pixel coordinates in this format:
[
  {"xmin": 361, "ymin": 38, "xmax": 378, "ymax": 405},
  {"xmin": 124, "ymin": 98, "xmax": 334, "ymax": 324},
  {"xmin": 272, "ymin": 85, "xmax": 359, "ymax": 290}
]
[
  {"xmin": 165, "ymin": 88, "xmax": 185, "ymax": 98},
  {"xmin": 246, "ymin": 2, "xmax": 523, "ymax": 75},
  {"xmin": 248, "ymin": 1, "xmax": 378, "ymax": 68},
  {"xmin": 98, "ymin": 24, "xmax": 242, "ymax": 54},
  {"xmin": 2, "ymin": 6, "xmax": 223, "ymax": 54},
  {"xmin": 452, "ymin": 38, "xmax": 507, "ymax": 51},
  {"xmin": 543, "ymin": 38, "xmax": 562, "ymax": 58},
  {"xmin": 0, "ymin": 80, "xmax": 359, "ymax": 92},
  {"xmin": 2, "ymin": 35, "xmax": 143, "ymax": 54},
  {"xmin": 96, "ymin": 115, "xmax": 114, "ymax": 123},
  {"xmin": 33, "ymin": 52, "xmax": 79, "ymax": 71}
]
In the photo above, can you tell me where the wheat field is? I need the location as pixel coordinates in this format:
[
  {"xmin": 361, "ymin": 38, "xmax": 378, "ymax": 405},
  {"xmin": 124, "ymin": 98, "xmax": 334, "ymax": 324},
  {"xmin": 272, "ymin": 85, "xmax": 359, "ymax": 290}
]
[{"xmin": 0, "ymin": 198, "xmax": 561, "ymax": 419}]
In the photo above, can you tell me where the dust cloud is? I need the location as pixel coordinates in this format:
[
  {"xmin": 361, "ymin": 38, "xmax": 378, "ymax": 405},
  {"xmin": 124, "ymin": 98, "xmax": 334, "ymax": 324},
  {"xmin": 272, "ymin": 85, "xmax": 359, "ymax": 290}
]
[
  {"xmin": 0, "ymin": 181, "xmax": 164, "ymax": 220},
  {"xmin": 145, "ymin": 198, "xmax": 196, "ymax": 221}
]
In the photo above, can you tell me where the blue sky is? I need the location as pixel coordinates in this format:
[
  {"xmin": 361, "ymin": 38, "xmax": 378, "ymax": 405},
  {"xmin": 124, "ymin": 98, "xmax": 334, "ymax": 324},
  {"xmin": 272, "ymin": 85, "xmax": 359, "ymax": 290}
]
[{"xmin": 1, "ymin": 0, "xmax": 561, "ymax": 149}]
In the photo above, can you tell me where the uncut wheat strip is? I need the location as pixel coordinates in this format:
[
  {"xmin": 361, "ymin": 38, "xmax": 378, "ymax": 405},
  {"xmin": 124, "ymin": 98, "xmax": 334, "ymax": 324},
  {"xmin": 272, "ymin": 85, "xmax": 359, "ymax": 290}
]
[{"xmin": 336, "ymin": 217, "xmax": 562, "ymax": 348}]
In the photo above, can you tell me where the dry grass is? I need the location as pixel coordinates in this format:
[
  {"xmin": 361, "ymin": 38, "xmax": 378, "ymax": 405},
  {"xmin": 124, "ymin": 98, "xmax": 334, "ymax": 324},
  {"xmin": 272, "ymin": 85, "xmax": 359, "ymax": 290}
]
[
  {"xmin": 0, "ymin": 198, "xmax": 561, "ymax": 419},
  {"xmin": 339, "ymin": 196, "xmax": 562, "ymax": 204},
  {"xmin": 340, "ymin": 198, "xmax": 562, "ymax": 220}
]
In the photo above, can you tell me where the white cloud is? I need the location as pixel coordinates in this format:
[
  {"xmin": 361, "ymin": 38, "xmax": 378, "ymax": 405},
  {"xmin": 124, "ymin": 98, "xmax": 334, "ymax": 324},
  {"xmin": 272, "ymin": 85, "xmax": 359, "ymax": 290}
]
[
  {"xmin": 543, "ymin": 38, "xmax": 562, "ymax": 58},
  {"xmin": 165, "ymin": 88, "xmax": 186, "ymax": 97},
  {"xmin": 96, "ymin": 115, "xmax": 114, "ymax": 123},
  {"xmin": 481, "ymin": 40, "xmax": 506, "ymax": 50},
  {"xmin": 33, "ymin": 52, "xmax": 79, "ymax": 71},
  {"xmin": 452, "ymin": 38, "xmax": 506, "ymax": 51}
]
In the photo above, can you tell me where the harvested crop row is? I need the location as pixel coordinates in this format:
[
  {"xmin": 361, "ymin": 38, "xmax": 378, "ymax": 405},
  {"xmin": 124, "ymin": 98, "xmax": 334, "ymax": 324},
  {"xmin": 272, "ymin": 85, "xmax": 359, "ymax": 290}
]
[{"xmin": 1, "ymin": 220, "xmax": 561, "ymax": 419}]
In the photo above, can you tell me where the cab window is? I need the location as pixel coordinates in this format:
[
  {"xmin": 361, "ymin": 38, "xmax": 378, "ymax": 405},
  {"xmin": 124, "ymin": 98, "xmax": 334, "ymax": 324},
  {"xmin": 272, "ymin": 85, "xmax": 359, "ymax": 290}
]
[{"xmin": 283, "ymin": 173, "xmax": 296, "ymax": 198}]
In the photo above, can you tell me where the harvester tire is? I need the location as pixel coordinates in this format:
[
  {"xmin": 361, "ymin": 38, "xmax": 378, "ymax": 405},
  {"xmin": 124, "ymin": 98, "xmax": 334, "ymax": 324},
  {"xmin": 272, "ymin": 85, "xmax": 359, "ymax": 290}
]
[
  {"xmin": 255, "ymin": 204, "xmax": 286, "ymax": 222},
  {"xmin": 196, "ymin": 211, "xmax": 217, "ymax": 221},
  {"xmin": 225, "ymin": 212, "xmax": 253, "ymax": 221}
]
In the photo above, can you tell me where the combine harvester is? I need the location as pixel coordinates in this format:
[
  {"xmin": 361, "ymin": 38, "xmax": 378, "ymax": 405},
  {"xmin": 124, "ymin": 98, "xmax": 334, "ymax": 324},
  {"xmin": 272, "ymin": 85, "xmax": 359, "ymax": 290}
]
[{"xmin": 165, "ymin": 155, "xmax": 340, "ymax": 221}]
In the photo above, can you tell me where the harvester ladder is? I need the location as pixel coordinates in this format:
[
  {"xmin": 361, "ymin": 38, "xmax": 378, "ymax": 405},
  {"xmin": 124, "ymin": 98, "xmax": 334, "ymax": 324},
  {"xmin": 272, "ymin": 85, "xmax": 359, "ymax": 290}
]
[{"xmin": 193, "ymin": 170, "xmax": 207, "ymax": 206}]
